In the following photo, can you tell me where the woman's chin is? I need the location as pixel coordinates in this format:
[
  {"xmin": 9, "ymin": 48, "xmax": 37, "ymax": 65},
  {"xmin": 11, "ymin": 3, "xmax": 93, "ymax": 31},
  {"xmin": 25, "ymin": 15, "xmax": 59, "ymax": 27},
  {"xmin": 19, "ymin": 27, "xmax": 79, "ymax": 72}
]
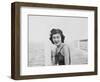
[
  {"xmin": 55, "ymin": 43, "xmax": 60, "ymax": 46},
  {"xmin": 54, "ymin": 43, "xmax": 58, "ymax": 46}
]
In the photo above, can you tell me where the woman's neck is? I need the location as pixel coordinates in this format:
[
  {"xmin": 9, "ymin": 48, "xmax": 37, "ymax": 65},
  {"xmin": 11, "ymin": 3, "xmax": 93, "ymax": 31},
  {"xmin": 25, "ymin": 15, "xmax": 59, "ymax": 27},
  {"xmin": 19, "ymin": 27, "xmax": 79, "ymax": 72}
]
[{"xmin": 57, "ymin": 43, "xmax": 62, "ymax": 48}]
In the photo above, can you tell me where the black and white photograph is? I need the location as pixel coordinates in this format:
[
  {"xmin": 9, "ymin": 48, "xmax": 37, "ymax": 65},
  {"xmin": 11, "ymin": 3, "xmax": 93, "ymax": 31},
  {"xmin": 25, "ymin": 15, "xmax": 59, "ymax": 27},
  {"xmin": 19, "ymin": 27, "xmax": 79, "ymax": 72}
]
[
  {"xmin": 11, "ymin": 2, "xmax": 97, "ymax": 79},
  {"xmin": 28, "ymin": 15, "xmax": 88, "ymax": 66}
]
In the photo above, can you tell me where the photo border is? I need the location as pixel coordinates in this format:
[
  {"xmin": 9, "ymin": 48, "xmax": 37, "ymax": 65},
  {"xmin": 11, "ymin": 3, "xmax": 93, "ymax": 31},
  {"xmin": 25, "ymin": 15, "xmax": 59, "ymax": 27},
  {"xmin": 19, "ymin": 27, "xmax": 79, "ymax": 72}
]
[{"xmin": 11, "ymin": 2, "xmax": 98, "ymax": 80}]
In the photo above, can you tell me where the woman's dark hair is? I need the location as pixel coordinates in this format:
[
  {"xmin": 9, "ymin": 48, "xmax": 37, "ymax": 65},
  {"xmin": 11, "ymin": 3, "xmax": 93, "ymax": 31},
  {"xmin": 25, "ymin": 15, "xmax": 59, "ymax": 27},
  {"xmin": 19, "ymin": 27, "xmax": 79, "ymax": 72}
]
[{"xmin": 49, "ymin": 28, "xmax": 65, "ymax": 44}]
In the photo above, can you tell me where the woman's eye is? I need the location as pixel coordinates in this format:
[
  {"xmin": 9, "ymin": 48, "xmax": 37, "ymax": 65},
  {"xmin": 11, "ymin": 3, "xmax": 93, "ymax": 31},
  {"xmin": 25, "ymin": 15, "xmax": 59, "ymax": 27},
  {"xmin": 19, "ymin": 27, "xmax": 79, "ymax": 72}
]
[
  {"xmin": 57, "ymin": 36, "xmax": 59, "ymax": 39},
  {"xmin": 53, "ymin": 37, "xmax": 56, "ymax": 39}
]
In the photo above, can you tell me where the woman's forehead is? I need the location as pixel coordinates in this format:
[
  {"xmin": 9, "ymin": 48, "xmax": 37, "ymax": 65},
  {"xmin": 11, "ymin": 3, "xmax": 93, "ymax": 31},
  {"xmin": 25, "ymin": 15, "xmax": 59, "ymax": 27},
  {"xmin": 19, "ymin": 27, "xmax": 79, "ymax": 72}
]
[{"xmin": 52, "ymin": 33, "xmax": 61, "ymax": 37}]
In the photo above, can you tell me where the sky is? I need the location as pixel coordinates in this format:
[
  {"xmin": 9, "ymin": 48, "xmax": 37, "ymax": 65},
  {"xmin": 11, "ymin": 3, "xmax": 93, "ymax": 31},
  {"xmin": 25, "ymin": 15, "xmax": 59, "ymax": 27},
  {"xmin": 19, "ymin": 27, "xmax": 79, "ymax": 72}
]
[{"xmin": 28, "ymin": 15, "xmax": 88, "ymax": 44}]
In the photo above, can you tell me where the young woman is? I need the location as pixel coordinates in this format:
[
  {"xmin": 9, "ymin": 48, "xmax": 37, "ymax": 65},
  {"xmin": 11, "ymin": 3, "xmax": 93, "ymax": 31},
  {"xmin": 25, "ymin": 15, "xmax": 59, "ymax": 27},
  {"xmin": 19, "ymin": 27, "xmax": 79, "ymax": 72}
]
[{"xmin": 49, "ymin": 28, "xmax": 71, "ymax": 65}]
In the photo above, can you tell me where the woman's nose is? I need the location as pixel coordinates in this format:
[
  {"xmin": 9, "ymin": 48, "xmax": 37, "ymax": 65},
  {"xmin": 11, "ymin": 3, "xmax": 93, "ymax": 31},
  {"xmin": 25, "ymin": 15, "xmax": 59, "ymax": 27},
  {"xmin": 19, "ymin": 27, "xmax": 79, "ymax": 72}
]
[{"xmin": 54, "ymin": 38, "xmax": 58, "ymax": 41}]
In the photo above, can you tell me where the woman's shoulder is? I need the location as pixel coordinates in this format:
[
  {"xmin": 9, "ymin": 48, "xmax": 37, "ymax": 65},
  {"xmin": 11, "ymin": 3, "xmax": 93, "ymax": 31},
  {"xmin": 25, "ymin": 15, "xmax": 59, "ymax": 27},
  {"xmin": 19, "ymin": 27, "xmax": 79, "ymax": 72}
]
[
  {"xmin": 61, "ymin": 43, "xmax": 70, "ymax": 52},
  {"xmin": 62, "ymin": 43, "xmax": 69, "ymax": 49},
  {"xmin": 51, "ymin": 45, "xmax": 56, "ymax": 53}
]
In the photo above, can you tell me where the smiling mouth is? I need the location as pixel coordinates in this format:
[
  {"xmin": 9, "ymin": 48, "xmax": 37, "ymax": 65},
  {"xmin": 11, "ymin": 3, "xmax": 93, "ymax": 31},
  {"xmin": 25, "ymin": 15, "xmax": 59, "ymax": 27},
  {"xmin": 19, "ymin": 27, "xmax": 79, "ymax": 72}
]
[{"xmin": 54, "ymin": 42, "xmax": 59, "ymax": 44}]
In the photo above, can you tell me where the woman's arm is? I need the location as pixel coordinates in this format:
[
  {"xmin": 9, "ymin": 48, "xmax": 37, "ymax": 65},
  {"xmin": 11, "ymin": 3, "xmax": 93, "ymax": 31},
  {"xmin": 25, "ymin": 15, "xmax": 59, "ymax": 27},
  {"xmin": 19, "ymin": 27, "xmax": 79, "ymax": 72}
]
[
  {"xmin": 63, "ymin": 45, "xmax": 71, "ymax": 65},
  {"xmin": 51, "ymin": 50, "xmax": 55, "ymax": 65}
]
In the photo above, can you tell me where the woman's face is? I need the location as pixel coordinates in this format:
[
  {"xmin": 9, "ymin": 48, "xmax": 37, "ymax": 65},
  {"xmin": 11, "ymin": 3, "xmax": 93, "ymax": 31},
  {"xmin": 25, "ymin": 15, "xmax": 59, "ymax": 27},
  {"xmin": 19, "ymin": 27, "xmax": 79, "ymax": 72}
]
[{"xmin": 52, "ymin": 33, "xmax": 62, "ymax": 46}]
